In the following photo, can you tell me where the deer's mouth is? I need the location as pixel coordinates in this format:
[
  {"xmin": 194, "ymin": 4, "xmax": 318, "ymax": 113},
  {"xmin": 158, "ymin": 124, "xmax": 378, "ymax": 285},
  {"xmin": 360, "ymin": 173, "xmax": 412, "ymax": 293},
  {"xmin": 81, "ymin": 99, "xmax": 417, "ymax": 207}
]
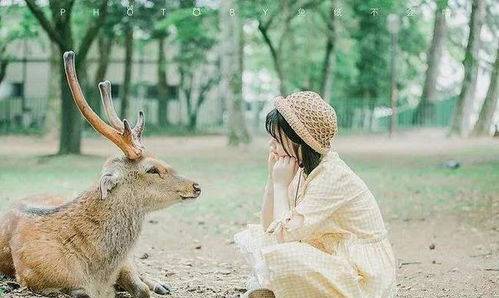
[
  {"xmin": 180, "ymin": 193, "xmax": 200, "ymax": 200},
  {"xmin": 179, "ymin": 183, "xmax": 201, "ymax": 200}
]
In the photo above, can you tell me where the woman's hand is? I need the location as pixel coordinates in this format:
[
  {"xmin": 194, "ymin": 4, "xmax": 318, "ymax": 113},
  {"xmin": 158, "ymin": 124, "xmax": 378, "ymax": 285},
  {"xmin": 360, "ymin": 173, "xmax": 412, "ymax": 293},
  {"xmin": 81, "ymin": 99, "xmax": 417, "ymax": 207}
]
[
  {"xmin": 272, "ymin": 156, "xmax": 298, "ymax": 188},
  {"xmin": 267, "ymin": 140, "xmax": 279, "ymax": 176}
]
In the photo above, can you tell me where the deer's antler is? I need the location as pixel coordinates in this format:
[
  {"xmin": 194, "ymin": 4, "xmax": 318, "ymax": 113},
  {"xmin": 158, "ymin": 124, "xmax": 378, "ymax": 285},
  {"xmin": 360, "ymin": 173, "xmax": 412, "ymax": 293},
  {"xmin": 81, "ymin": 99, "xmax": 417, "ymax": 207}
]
[{"xmin": 63, "ymin": 51, "xmax": 145, "ymax": 160}]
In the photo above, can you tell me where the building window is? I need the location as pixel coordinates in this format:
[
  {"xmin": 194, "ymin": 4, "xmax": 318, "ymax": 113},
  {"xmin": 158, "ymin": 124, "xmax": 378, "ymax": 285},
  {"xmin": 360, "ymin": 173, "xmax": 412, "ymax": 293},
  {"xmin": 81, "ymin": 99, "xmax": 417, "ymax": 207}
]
[
  {"xmin": 11, "ymin": 82, "xmax": 24, "ymax": 98},
  {"xmin": 167, "ymin": 85, "xmax": 178, "ymax": 100},
  {"xmin": 111, "ymin": 84, "xmax": 120, "ymax": 98},
  {"xmin": 146, "ymin": 84, "xmax": 178, "ymax": 100}
]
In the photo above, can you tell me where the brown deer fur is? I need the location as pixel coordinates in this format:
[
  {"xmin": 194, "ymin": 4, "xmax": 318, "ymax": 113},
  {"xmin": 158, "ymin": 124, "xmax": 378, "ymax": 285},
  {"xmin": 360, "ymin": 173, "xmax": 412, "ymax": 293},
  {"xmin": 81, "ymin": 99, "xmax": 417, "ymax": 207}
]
[{"xmin": 0, "ymin": 154, "xmax": 201, "ymax": 297}]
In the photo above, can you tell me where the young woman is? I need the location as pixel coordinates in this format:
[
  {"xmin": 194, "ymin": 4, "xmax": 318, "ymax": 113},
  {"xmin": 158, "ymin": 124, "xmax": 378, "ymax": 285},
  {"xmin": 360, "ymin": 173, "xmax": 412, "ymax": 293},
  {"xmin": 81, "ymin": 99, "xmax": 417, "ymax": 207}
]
[{"xmin": 234, "ymin": 91, "xmax": 397, "ymax": 298}]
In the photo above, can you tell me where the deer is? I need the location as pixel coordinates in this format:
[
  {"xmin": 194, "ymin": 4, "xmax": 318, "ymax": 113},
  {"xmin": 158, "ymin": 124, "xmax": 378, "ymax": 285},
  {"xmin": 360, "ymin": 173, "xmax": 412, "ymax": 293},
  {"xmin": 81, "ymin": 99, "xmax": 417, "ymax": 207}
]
[{"xmin": 0, "ymin": 51, "xmax": 202, "ymax": 298}]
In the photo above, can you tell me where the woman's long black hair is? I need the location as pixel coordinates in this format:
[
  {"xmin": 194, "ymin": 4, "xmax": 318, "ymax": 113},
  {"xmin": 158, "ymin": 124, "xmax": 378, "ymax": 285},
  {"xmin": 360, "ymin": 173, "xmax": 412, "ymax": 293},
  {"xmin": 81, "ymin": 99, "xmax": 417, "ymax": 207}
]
[{"xmin": 265, "ymin": 109, "xmax": 321, "ymax": 175}]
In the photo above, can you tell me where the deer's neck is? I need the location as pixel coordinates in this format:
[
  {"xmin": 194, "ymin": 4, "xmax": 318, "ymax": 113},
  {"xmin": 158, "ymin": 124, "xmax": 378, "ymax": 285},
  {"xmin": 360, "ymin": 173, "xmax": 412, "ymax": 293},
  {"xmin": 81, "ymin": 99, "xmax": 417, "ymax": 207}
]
[{"xmin": 75, "ymin": 188, "xmax": 145, "ymax": 265}]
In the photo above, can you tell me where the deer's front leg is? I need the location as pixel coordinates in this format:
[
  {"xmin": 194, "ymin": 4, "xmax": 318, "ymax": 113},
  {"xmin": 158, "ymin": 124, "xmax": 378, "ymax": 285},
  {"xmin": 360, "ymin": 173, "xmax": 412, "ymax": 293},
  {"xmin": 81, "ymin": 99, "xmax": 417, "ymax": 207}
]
[
  {"xmin": 117, "ymin": 262, "xmax": 150, "ymax": 298},
  {"xmin": 117, "ymin": 261, "xmax": 170, "ymax": 297},
  {"xmin": 140, "ymin": 276, "xmax": 171, "ymax": 295}
]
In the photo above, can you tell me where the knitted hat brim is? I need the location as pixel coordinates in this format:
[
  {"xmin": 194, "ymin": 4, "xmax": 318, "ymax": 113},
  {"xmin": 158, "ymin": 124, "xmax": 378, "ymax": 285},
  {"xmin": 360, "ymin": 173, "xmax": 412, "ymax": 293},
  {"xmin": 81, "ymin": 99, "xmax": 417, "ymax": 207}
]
[{"xmin": 274, "ymin": 96, "xmax": 329, "ymax": 154}]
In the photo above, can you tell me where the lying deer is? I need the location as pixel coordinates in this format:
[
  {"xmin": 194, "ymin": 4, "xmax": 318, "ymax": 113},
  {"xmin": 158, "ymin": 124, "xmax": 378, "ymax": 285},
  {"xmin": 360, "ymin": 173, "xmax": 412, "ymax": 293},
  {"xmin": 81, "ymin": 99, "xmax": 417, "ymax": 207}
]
[{"xmin": 0, "ymin": 51, "xmax": 201, "ymax": 298}]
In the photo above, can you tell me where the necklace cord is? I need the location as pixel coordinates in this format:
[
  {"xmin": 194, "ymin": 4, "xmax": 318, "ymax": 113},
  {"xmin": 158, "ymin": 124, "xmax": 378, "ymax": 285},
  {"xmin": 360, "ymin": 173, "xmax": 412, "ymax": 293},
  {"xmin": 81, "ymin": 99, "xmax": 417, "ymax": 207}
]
[{"xmin": 294, "ymin": 169, "xmax": 303, "ymax": 207}]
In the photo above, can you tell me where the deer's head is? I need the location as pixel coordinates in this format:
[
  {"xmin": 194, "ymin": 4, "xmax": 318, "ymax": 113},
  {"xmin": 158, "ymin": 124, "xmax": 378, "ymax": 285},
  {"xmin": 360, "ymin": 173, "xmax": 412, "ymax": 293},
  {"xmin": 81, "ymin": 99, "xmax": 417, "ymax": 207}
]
[{"xmin": 63, "ymin": 51, "xmax": 201, "ymax": 212}]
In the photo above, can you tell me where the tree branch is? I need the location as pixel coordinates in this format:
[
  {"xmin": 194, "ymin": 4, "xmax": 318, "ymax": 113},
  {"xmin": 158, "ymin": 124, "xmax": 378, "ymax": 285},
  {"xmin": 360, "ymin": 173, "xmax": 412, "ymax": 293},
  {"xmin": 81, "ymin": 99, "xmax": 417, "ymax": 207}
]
[
  {"xmin": 77, "ymin": 0, "xmax": 110, "ymax": 67},
  {"xmin": 0, "ymin": 35, "xmax": 10, "ymax": 83},
  {"xmin": 197, "ymin": 75, "xmax": 219, "ymax": 109},
  {"xmin": 25, "ymin": 0, "xmax": 65, "ymax": 46}
]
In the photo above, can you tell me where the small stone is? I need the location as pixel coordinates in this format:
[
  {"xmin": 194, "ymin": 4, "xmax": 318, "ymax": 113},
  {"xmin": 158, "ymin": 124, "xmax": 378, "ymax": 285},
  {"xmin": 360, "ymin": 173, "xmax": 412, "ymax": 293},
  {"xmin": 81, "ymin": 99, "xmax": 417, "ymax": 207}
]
[
  {"xmin": 432, "ymin": 260, "xmax": 436, "ymax": 264},
  {"xmin": 148, "ymin": 219, "xmax": 159, "ymax": 224},
  {"xmin": 195, "ymin": 245, "xmax": 202, "ymax": 250},
  {"xmin": 164, "ymin": 269, "xmax": 176, "ymax": 277},
  {"xmin": 139, "ymin": 253, "xmax": 149, "ymax": 260},
  {"xmin": 429, "ymin": 243, "xmax": 435, "ymax": 250},
  {"xmin": 442, "ymin": 160, "xmax": 460, "ymax": 169}
]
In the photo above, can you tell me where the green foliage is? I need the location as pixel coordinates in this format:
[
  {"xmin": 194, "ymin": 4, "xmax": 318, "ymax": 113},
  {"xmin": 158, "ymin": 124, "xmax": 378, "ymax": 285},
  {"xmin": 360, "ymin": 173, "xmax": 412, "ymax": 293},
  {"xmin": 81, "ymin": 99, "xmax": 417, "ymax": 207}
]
[
  {"xmin": 350, "ymin": 0, "xmax": 396, "ymax": 99},
  {"xmin": 0, "ymin": 4, "xmax": 40, "ymax": 60},
  {"xmin": 165, "ymin": 7, "xmax": 218, "ymax": 67},
  {"xmin": 238, "ymin": 0, "xmax": 429, "ymax": 106}
]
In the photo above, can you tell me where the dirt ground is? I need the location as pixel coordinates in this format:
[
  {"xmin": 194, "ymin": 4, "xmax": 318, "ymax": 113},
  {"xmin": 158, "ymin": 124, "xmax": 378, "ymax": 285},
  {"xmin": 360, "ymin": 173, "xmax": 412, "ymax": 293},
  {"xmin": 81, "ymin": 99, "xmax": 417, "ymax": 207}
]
[{"xmin": 1, "ymin": 130, "xmax": 498, "ymax": 297}]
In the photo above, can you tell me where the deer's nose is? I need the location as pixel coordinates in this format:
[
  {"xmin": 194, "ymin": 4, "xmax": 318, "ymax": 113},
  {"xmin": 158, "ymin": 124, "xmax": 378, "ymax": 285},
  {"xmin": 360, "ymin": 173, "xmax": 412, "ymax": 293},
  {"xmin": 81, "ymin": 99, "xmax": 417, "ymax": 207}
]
[{"xmin": 193, "ymin": 183, "xmax": 201, "ymax": 194}]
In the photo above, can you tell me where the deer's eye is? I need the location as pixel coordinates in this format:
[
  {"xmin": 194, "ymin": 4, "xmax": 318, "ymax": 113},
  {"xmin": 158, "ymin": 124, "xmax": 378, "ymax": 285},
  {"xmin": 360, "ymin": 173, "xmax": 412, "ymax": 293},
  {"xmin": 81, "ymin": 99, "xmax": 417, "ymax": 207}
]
[{"xmin": 146, "ymin": 167, "xmax": 160, "ymax": 175}]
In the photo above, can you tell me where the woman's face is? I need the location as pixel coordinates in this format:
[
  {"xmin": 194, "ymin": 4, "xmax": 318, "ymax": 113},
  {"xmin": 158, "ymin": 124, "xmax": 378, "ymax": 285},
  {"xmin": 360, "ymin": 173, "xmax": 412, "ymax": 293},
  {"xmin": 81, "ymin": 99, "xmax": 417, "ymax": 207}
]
[
  {"xmin": 269, "ymin": 130, "xmax": 299, "ymax": 160},
  {"xmin": 269, "ymin": 138, "xmax": 288, "ymax": 157}
]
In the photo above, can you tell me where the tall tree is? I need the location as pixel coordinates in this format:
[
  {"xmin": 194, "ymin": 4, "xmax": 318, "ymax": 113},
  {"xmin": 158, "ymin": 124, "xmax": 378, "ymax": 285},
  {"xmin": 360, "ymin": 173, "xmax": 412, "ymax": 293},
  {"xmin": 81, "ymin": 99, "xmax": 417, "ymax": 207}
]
[
  {"xmin": 89, "ymin": 2, "xmax": 123, "ymax": 118},
  {"xmin": 471, "ymin": 39, "xmax": 499, "ymax": 136},
  {"xmin": 120, "ymin": 0, "xmax": 135, "ymax": 119},
  {"xmin": 0, "ymin": 14, "xmax": 11, "ymax": 86},
  {"xmin": 45, "ymin": 42, "xmax": 61, "ymax": 137},
  {"xmin": 255, "ymin": 0, "xmax": 323, "ymax": 94},
  {"xmin": 169, "ymin": 2, "xmax": 218, "ymax": 131},
  {"xmin": 351, "ymin": 0, "xmax": 393, "ymax": 131},
  {"xmin": 129, "ymin": 0, "xmax": 175, "ymax": 127},
  {"xmin": 448, "ymin": 0, "xmax": 485, "ymax": 136},
  {"xmin": 0, "ymin": 42, "xmax": 9, "ymax": 87},
  {"xmin": 413, "ymin": 0, "xmax": 448, "ymax": 125},
  {"xmin": 319, "ymin": 0, "xmax": 337, "ymax": 102},
  {"xmin": 156, "ymin": 33, "xmax": 170, "ymax": 127},
  {"xmin": 91, "ymin": 33, "xmax": 114, "ymax": 117},
  {"xmin": 180, "ymin": 67, "xmax": 219, "ymax": 131},
  {"xmin": 24, "ymin": 0, "xmax": 109, "ymax": 154},
  {"xmin": 221, "ymin": 0, "xmax": 250, "ymax": 146}
]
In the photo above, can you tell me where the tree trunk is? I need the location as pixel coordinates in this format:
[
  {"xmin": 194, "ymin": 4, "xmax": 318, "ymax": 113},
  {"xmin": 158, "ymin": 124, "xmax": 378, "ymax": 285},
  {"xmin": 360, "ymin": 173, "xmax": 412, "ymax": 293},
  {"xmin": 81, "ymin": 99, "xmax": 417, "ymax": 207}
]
[
  {"xmin": 449, "ymin": 0, "xmax": 485, "ymax": 136},
  {"xmin": 471, "ymin": 40, "xmax": 499, "ymax": 136},
  {"xmin": 222, "ymin": 0, "xmax": 250, "ymax": 146},
  {"xmin": 414, "ymin": 2, "xmax": 447, "ymax": 125},
  {"xmin": 258, "ymin": 23, "xmax": 286, "ymax": 95},
  {"xmin": 25, "ymin": 0, "xmax": 109, "ymax": 154},
  {"xmin": 44, "ymin": 42, "xmax": 61, "ymax": 138},
  {"xmin": 0, "ymin": 47, "xmax": 8, "ymax": 85},
  {"xmin": 92, "ymin": 34, "xmax": 114, "ymax": 116},
  {"xmin": 0, "ymin": 60, "xmax": 7, "ymax": 85},
  {"xmin": 0, "ymin": 15, "xmax": 9, "ymax": 85},
  {"xmin": 58, "ymin": 47, "xmax": 82, "ymax": 154},
  {"xmin": 121, "ymin": 23, "xmax": 134, "ymax": 119},
  {"xmin": 389, "ymin": 25, "xmax": 399, "ymax": 138},
  {"xmin": 320, "ymin": 0, "xmax": 337, "ymax": 103},
  {"xmin": 187, "ymin": 112, "xmax": 197, "ymax": 131},
  {"xmin": 157, "ymin": 35, "xmax": 169, "ymax": 127}
]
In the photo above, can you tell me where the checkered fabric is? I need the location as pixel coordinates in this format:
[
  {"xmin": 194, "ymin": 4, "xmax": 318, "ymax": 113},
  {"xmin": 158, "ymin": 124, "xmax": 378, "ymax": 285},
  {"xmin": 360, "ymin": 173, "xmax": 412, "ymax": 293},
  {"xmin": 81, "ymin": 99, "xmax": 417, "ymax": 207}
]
[{"xmin": 234, "ymin": 150, "xmax": 397, "ymax": 298}]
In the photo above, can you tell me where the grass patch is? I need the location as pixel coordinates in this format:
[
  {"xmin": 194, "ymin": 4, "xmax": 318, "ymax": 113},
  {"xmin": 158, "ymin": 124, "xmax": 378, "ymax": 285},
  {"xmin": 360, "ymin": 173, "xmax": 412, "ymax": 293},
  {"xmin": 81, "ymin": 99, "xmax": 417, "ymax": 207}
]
[{"xmin": 1, "ymin": 137, "xmax": 498, "ymax": 234}]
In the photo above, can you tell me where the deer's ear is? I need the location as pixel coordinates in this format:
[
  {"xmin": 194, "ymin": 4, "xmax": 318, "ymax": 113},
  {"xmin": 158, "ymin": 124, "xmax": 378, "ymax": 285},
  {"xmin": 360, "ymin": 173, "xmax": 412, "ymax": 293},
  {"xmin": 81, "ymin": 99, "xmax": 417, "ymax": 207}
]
[{"xmin": 99, "ymin": 173, "xmax": 121, "ymax": 199}]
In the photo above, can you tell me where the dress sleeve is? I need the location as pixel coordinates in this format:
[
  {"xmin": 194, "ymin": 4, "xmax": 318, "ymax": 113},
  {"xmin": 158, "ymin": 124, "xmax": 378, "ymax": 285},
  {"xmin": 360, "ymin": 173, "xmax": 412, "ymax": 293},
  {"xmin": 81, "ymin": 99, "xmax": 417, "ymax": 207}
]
[{"xmin": 265, "ymin": 164, "xmax": 364, "ymax": 242}]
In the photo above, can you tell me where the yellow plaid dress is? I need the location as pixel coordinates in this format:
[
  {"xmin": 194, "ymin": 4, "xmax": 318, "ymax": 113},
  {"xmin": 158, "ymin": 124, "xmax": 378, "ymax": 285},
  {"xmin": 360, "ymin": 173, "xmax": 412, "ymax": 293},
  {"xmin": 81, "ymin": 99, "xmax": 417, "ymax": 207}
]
[{"xmin": 234, "ymin": 150, "xmax": 397, "ymax": 298}]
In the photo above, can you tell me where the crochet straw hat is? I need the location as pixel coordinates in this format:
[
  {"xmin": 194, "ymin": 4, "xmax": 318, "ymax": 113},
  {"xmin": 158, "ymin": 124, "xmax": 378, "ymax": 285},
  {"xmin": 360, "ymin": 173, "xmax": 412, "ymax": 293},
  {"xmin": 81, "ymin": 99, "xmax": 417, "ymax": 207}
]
[{"xmin": 274, "ymin": 91, "xmax": 337, "ymax": 154}]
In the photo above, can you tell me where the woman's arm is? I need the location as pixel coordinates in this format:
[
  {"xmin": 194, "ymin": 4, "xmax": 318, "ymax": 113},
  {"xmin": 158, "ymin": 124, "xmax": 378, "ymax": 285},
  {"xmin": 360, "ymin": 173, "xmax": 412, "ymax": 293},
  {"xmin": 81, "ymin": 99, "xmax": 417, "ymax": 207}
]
[
  {"xmin": 272, "ymin": 156, "xmax": 302, "ymax": 242},
  {"xmin": 260, "ymin": 176, "xmax": 274, "ymax": 230},
  {"xmin": 261, "ymin": 143, "xmax": 278, "ymax": 230}
]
